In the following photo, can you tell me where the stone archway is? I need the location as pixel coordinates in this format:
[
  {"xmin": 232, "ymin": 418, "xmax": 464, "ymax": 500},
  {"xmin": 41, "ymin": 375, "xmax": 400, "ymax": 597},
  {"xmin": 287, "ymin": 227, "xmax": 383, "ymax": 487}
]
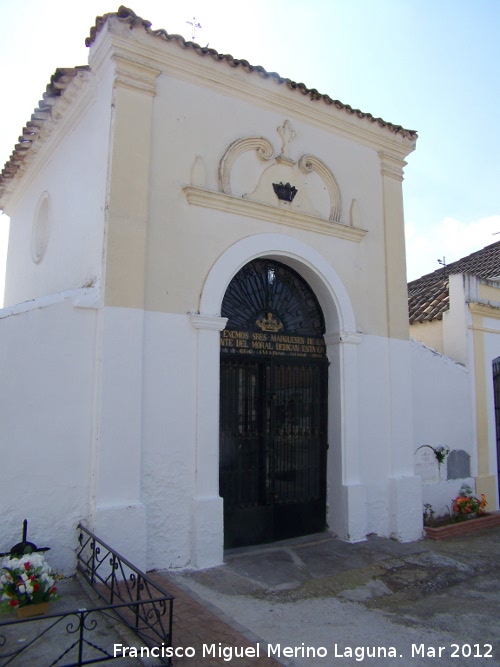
[{"xmin": 190, "ymin": 234, "xmax": 364, "ymax": 568}]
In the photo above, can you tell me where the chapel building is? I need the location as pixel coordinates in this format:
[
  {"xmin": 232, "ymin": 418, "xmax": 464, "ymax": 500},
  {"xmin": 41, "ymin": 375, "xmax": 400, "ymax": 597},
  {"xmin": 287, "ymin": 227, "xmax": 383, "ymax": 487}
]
[{"xmin": 0, "ymin": 7, "xmax": 423, "ymax": 573}]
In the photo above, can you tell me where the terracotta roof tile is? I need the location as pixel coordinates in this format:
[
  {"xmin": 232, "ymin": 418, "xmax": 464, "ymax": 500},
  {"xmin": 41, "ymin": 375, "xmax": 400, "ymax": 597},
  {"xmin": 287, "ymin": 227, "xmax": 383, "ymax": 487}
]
[
  {"xmin": 408, "ymin": 241, "xmax": 500, "ymax": 324},
  {"xmin": 0, "ymin": 6, "xmax": 417, "ymax": 205},
  {"xmin": 86, "ymin": 6, "xmax": 417, "ymax": 140},
  {"xmin": 0, "ymin": 67, "xmax": 89, "ymax": 200}
]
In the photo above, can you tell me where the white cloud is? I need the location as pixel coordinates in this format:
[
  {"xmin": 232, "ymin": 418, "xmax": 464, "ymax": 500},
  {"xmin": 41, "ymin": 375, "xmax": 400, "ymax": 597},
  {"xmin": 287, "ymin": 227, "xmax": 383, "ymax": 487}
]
[{"xmin": 405, "ymin": 215, "xmax": 500, "ymax": 281}]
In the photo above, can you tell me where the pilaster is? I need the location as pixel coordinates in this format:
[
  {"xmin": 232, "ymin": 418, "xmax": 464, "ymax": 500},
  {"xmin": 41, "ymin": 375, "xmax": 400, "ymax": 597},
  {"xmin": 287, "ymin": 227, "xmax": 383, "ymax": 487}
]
[
  {"xmin": 325, "ymin": 331, "xmax": 367, "ymax": 541},
  {"xmin": 189, "ymin": 314, "xmax": 228, "ymax": 568},
  {"xmin": 103, "ymin": 54, "xmax": 159, "ymax": 309},
  {"xmin": 378, "ymin": 151, "xmax": 409, "ymax": 341}
]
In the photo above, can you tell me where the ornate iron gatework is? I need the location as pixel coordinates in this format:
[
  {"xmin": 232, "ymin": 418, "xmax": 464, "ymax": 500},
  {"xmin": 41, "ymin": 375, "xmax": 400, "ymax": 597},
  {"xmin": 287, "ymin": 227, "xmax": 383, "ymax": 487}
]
[
  {"xmin": 0, "ymin": 526, "xmax": 174, "ymax": 666},
  {"xmin": 221, "ymin": 259, "xmax": 326, "ymax": 359},
  {"xmin": 220, "ymin": 259, "xmax": 328, "ymax": 548}
]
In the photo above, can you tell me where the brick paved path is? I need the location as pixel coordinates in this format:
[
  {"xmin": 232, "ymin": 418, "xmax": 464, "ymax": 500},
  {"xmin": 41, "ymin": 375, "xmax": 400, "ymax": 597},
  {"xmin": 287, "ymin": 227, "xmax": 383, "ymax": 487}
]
[{"xmin": 150, "ymin": 575, "xmax": 282, "ymax": 667}]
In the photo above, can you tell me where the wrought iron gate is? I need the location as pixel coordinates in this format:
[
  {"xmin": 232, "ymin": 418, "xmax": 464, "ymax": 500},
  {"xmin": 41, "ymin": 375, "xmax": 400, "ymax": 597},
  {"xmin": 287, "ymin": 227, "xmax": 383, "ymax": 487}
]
[
  {"xmin": 220, "ymin": 356, "xmax": 328, "ymax": 548},
  {"xmin": 220, "ymin": 259, "xmax": 328, "ymax": 549}
]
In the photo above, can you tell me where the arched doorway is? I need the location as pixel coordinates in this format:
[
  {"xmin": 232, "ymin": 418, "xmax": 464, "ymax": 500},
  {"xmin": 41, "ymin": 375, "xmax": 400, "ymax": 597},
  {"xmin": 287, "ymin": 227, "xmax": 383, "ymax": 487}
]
[{"xmin": 219, "ymin": 259, "xmax": 328, "ymax": 548}]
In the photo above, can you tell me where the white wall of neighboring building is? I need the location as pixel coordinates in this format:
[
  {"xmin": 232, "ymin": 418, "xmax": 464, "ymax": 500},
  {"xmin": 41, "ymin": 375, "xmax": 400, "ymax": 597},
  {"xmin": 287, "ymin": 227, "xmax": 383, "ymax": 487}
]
[
  {"xmin": 411, "ymin": 338, "xmax": 475, "ymax": 516},
  {"xmin": 0, "ymin": 292, "xmax": 98, "ymax": 573}
]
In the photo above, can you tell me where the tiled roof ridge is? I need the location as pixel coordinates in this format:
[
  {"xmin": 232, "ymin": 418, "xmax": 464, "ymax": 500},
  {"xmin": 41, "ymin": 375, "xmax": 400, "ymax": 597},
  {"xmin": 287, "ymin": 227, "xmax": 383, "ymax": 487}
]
[
  {"xmin": 0, "ymin": 66, "xmax": 89, "ymax": 199},
  {"xmin": 86, "ymin": 6, "xmax": 418, "ymax": 141},
  {"xmin": 408, "ymin": 240, "xmax": 500, "ymax": 324},
  {"xmin": 408, "ymin": 240, "xmax": 500, "ymax": 288}
]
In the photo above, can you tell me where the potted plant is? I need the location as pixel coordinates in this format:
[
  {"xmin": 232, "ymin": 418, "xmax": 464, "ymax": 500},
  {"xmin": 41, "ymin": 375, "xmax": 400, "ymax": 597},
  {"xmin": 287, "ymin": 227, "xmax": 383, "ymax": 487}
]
[
  {"xmin": 0, "ymin": 553, "xmax": 59, "ymax": 618},
  {"xmin": 423, "ymin": 485, "xmax": 500, "ymax": 540}
]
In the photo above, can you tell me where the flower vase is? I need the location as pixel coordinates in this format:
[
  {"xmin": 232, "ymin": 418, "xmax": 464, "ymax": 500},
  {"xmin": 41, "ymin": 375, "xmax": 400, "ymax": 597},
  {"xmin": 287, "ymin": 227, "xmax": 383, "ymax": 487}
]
[{"xmin": 17, "ymin": 601, "xmax": 50, "ymax": 619}]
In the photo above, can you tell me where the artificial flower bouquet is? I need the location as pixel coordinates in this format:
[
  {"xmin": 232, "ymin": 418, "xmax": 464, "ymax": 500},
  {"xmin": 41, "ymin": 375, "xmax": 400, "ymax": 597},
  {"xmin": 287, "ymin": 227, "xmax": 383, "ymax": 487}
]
[
  {"xmin": 0, "ymin": 553, "xmax": 59, "ymax": 611},
  {"xmin": 452, "ymin": 484, "xmax": 487, "ymax": 520}
]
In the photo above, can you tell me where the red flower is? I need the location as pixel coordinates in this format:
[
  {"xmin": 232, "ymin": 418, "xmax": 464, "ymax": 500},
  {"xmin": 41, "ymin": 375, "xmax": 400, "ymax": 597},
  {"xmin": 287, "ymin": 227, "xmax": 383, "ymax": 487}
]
[
  {"xmin": 9, "ymin": 599, "xmax": 19, "ymax": 607},
  {"xmin": 33, "ymin": 583, "xmax": 40, "ymax": 592},
  {"xmin": 24, "ymin": 562, "xmax": 31, "ymax": 571}
]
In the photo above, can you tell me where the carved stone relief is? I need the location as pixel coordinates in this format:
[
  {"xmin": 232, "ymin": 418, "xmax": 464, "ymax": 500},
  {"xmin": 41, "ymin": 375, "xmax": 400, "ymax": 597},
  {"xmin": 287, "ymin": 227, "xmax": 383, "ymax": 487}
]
[{"xmin": 218, "ymin": 120, "xmax": 342, "ymax": 223}]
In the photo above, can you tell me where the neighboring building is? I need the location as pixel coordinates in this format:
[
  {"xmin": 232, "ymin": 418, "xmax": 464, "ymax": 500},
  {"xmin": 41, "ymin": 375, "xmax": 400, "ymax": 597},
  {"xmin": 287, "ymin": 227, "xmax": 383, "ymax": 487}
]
[
  {"xmin": 409, "ymin": 242, "xmax": 500, "ymax": 514},
  {"xmin": 0, "ymin": 8, "xmax": 422, "ymax": 574}
]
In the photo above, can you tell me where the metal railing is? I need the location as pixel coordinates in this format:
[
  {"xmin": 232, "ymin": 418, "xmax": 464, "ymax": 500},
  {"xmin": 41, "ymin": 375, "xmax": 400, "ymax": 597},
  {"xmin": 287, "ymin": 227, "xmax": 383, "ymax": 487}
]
[{"xmin": 0, "ymin": 525, "xmax": 174, "ymax": 666}]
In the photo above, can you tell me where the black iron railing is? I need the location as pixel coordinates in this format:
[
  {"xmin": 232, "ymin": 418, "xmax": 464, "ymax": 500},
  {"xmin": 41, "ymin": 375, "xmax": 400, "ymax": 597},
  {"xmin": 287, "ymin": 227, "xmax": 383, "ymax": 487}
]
[
  {"xmin": 0, "ymin": 525, "xmax": 174, "ymax": 666},
  {"xmin": 0, "ymin": 600, "xmax": 171, "ymax": 666},
  {"xmin": 76, "ymin": 524, "xmax": 173, "ymax": 655}
]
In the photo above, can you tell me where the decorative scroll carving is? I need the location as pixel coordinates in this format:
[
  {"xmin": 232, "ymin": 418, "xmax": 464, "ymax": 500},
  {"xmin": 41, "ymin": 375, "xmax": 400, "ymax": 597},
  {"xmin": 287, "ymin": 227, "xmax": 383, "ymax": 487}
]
[
  {"xmin": 218, "ymin": 137, "xmax": 274, "ymax": 194},
  {"xmin": 299, "ymin": 155, "xmax": 341, "ymax": 222}
]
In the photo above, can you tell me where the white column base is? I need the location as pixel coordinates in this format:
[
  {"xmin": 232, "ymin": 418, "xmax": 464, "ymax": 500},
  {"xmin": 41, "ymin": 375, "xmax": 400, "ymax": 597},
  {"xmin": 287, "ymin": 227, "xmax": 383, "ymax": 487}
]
[
  {"xmin": 191, "ymin": 495, "xmax": 224, "ymax": 569},
  {"xmin": 329, "ymin": 483, "xmax": 367, "ymax": 543},
  {"xmin": 389, "ymin": 475, "xmax": 423, "ymax": 542},
  {"xmin": 94, "ymin": 503, "xmax": 147, "ymax": 571}
]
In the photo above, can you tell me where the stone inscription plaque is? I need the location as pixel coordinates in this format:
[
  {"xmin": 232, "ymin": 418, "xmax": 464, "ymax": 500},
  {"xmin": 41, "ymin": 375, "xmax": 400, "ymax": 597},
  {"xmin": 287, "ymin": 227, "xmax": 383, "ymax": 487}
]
[
  {"xmin": 414, "ymin": 447, "xmax": 439, "ymax": 484},
  {"xmin": 220, "ymin": 329, "xmax": 326, "ymax": 358},
  {"xmin": 447, "ymin": 450, "xmax": 471, "ymax": 480}
]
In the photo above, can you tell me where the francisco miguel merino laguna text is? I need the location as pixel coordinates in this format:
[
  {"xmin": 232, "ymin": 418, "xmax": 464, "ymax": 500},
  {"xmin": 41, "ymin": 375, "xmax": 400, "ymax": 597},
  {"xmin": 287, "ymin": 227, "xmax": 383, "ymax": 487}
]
[{"xmin": 113, "ymin": 642, "xmax": 405, "ymax": 661}]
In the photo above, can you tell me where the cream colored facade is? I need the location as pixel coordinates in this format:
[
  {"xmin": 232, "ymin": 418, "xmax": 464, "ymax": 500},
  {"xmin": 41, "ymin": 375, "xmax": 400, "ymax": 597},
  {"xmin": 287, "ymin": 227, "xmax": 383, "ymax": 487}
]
[{"xmin": 0, "ymin": 10, "xmax": 423, "ymax": 573}]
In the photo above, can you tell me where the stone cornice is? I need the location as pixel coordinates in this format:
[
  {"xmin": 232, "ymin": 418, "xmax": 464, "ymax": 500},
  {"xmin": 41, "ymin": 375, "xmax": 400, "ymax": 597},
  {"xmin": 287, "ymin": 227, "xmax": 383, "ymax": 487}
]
[
  {"xmin": 113, "ymin": 56, "xmax": 159, "ymax": 95},
  {"xmin": 0, "ymin": 287, "xmax": 101, "ymax": 318},
  {"xmin": 378, "ymin": 151, "xmax": 408, "ymax": 182},
  {"xmin": 468, "ymin": 302, "xmax": 500, "ymax": 319},
  {"xmin": 189, "ymin": 314, "xmax": 228, "ymax": 331},
  {"xmin": 324, "ymin": 331, "xmax": 363, "ymax": 345},
  {"xmin": 183, "ymin": 186, "xmax": 367, "ymax": 242}
]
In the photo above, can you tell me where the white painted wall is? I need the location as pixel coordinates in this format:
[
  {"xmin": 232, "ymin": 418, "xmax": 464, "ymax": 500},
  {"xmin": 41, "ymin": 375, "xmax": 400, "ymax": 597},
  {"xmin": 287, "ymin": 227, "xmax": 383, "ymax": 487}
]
[
  {"xmin": 357, "ymin": 335, "xmax": 422, "ymax": 541},
  {"xmin": 3, "ymin": 64, "xmax": 113, "ymax": 307},
  {"xmin": 0, "ymin": 292, "xmax": 97, "ymax": 574},
  {"xmin": 141, "ymin": 311, "xmax": 198, "ymax": 569},
  {"xmin": 411, "ymin": 338, "xmax": 475, "ymax": 516}
]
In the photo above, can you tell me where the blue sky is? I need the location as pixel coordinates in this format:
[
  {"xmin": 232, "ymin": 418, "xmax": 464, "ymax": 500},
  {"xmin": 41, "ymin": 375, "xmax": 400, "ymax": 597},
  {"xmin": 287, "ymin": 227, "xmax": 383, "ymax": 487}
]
[{"xmin": 0, "ymin": 0, "xmax": 498, "ymax": 301}]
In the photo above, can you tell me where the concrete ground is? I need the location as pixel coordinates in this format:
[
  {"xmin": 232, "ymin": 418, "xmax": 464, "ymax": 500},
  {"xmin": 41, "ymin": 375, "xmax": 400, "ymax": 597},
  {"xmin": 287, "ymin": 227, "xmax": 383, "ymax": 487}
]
[
  {"xmin": 1, "ymin": 527, "xmax": 499, "ymax": 666},
  {"xmin": 160, "ymin": 526, "xmax": 500, "ymax": 667}
]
